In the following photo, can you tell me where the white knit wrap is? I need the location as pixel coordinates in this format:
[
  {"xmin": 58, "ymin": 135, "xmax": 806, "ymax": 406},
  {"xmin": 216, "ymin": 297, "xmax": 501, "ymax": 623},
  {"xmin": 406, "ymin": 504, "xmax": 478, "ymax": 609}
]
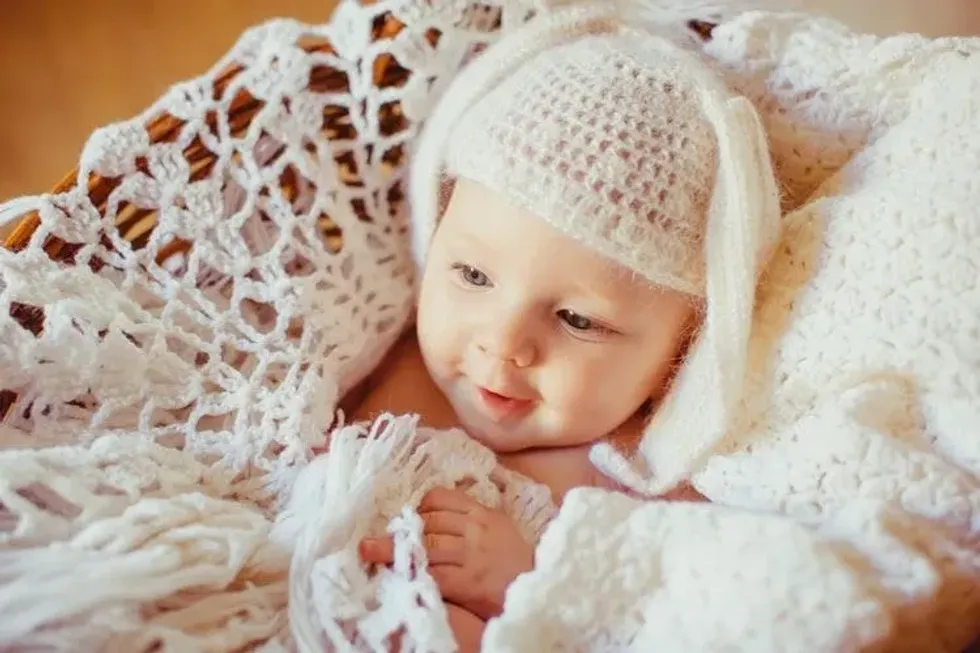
[{"xmin": 410, "ymin": 4, "xmax": 783, "ymax": 495}]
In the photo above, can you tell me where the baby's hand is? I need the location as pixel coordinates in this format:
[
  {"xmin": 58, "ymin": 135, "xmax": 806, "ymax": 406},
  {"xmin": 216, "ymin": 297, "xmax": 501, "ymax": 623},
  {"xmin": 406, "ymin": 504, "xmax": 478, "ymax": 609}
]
[{"xmin": 359, "ymin": 487, "xmax": 534, "ymax": 620}]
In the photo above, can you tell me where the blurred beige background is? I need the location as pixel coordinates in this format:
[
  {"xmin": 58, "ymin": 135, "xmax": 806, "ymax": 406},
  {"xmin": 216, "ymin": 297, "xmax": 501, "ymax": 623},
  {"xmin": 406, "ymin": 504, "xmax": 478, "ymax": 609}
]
[
  {"xmin": 1, "ymin": 0, "xmax": 979, "ymax": 220},
  {"xmin": 0, "ymin": 0, "xmax": 335, "ymax": 205}
]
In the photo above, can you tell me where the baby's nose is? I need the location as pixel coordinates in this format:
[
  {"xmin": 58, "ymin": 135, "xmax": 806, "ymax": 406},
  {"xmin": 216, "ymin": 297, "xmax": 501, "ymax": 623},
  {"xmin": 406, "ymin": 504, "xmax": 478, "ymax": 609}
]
[{"xmin": 476, "ymin": 324, "xmax": 536, "ymax": 368}]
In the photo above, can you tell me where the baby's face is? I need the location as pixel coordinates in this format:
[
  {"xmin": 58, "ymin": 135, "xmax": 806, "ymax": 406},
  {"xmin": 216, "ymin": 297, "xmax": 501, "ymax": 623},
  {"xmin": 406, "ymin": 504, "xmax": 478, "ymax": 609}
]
[{"xmin": 416, "ymin": 179, "xmax": 696, "ymax": 452}]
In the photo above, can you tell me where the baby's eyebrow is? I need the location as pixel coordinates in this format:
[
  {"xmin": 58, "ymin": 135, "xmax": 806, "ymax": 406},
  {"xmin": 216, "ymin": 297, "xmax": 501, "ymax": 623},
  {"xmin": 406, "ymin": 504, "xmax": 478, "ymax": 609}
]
[
  {"xmin": 443, "ymin": 225, "xmax": 493, "ymax": 253},
  {"xmin": 562, "ymin": 279, "xmax": 633, "ymax": 316},
  {"xmin": 454, "ymin": 239, "xmax": 500, "ymax": 265},
  {"xmin": 570, "ymin": 262, "xmax": 645, "ymax": 299}
]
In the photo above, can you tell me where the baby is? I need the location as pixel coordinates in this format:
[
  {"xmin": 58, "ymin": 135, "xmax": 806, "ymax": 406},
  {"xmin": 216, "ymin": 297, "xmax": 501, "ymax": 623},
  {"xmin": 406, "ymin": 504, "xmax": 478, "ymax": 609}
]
[{"xmin": 346, "ymin": 5, "xmax": 781, "ymax": 650}]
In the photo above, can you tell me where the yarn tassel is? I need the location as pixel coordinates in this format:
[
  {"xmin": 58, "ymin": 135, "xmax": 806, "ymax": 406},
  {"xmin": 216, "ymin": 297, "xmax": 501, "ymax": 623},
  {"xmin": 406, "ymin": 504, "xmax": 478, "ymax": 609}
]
[
  {"xmin": 274, "ymin": 412, "xmax": 420, "ymax": 652},
  {"xmin": 0, "ymin": 492, "xmax": 286, "ymax": 649}
]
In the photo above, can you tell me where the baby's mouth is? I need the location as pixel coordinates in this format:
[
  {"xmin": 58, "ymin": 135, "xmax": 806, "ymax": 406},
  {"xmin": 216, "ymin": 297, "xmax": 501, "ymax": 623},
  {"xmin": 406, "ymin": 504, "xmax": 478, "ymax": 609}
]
[{"xmin": 475, "ymin": 386, "xmax": 533, "ymax": 420}]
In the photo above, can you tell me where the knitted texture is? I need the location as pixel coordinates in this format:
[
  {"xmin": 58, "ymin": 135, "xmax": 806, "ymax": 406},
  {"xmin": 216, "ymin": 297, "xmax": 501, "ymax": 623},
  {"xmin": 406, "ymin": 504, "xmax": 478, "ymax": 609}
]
[
  {"xmin": 0, "ymin": 0, "xmax": 978, "ymax": 651},
  {"xmin": 701, "ymin": 10, "xmax": 980, "ymax": 210},
  {"xmin": 446, "ymin": 32, "xmax": 718, "ymax": 295}
]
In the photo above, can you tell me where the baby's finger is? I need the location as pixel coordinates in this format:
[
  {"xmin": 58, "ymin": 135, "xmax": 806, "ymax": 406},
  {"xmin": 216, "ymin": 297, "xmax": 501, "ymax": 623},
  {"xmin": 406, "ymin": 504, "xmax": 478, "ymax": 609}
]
[
  {"xmin": 422, "ymin": 510, "xmax": 467, "ymax": 536},
  {"xmin": 358, "ymin": 537, "xmax": 394, "ymax": 564},
  {"xmin": 419, "ymin": 487, "xmax": 480, "ymax": 514},
  {"xmin": 424, "ymin": 533, "xmax": 466, "ymax": 565}
]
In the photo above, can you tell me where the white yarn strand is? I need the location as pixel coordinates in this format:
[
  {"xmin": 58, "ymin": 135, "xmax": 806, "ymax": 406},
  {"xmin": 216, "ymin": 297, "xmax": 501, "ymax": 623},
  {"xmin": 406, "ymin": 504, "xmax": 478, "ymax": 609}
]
[{"xmin": 0, "ymin": 196, "xmax": 43, "ymax": 228}]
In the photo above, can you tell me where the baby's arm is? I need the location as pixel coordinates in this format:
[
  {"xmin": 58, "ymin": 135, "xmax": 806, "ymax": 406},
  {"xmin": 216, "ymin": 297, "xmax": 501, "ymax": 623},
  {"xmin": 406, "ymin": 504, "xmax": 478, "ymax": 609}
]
[{"xmin": 445, "ymin": 604, "xmax": 484, "ymax": 653}]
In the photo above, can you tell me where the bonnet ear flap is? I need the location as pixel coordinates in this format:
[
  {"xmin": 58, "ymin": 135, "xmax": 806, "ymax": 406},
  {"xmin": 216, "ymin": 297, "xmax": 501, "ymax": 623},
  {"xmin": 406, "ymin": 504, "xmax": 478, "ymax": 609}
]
[
  {"xmin": 590, "ymin": 90, "xmax": 782, "ymax": 497},
  {"xmin": 408, "ymin": 4, "xmax": 621, "ymax": 270}
]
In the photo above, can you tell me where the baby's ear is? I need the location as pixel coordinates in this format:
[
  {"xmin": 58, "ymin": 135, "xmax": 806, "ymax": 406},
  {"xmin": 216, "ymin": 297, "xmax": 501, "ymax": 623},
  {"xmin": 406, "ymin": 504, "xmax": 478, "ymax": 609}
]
[{"xmin": 686, "ymin": 19, "xmax": 717, "ymax": 42}]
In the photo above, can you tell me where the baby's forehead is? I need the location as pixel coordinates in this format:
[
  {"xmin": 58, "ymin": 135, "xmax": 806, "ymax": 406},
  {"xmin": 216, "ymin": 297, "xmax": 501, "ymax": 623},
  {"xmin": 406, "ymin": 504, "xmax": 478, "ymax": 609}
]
[
  {"xmin": 550, "ymin": 248, "xmax": 656, "ymax": 302},
  {"xmin": 471, "ymin": 224, "xmax": 652, "ymax": 301}
]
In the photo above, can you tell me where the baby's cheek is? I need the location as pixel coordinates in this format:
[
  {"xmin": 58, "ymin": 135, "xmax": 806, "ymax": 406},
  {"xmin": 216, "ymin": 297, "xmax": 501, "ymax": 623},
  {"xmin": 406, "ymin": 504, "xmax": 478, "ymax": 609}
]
[
  {"xmin": 419, "ymin": 325, "xmax": 455, "ymax": 372},
  {"xmin": 545, "ymin": 369, "xmax": 608, "ymax": 430},
  {"xmin": 417, "ymin": 313, "xmax": 451, "ymax": 367},
  {"xmin": 546, "ymin": 362, "xmax": 646, "ymax": 435}
]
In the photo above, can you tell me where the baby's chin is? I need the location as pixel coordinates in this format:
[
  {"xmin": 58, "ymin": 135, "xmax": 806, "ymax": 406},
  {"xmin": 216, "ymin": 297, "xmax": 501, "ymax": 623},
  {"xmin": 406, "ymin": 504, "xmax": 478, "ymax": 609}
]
[
  {"xmin": 452, "ymin": 412, "xmax": 530, "ymax": 453},
  {"xmin": 450, "ymin": 401, "xmax": 588, "ymax": 454}
]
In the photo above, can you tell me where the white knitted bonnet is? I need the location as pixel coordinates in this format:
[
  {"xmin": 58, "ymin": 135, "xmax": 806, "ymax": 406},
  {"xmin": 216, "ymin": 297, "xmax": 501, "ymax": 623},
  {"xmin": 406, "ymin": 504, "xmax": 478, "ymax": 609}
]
[{"xmin": 410, "ymin": 4, "xmax": 781, "ymax": 495}]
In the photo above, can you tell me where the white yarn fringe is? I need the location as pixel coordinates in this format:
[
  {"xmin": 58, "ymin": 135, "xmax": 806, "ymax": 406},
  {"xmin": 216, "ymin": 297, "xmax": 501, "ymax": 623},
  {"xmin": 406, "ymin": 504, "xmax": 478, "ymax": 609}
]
[
  {"xmin": 0, "ymin": 196, "xmax": 43, "ymax": 229},
  {"xmin": 0, "ymin": 492, "xmax": 289, "ymax": 650},
  {"xmin": 0, "ymin": 414, "xmax": 468, "ymax": 652},
  {"xmin": 277, "ymin": 414, "xmax": 453, "ymax": 653}
]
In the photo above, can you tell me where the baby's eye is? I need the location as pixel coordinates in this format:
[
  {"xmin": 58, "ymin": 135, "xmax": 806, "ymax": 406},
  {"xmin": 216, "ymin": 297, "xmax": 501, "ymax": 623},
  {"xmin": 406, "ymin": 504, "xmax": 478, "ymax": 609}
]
[
  {"xmin": 557, "ymin": 309, "xmax": 595, "ymax": 331},
  {"xmin": 452, "ymin": 263, "xmax": 492, "ymax": 288}
]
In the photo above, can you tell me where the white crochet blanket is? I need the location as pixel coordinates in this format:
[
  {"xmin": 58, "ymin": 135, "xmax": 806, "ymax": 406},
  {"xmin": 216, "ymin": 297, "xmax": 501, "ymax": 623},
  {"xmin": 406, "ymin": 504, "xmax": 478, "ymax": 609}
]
[{"xmin": 1, "ymin": 1, "xmax": 979, "ymax": 651}]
